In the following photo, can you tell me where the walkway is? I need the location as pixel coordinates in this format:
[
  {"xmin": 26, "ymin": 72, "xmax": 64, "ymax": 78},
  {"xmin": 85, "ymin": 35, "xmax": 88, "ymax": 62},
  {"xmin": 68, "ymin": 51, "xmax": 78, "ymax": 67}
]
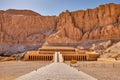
[
  {"xmin": 16, "ymin": 63, "xmax": 97, "ymax": 80},
  {"xmin": 16, "ymin": 52, "xmax": 97, "ymax": 80}
]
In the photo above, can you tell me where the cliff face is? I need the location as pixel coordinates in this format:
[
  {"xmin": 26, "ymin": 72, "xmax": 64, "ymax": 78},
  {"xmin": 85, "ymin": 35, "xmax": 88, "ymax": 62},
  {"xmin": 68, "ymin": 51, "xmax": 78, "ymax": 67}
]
[
  {"xmin": 0, "ymin": 3, "xmax": 120, "ymax": 55},
  {"xmin": 47, "ymin": 3, "xmax": 120, "ymax": 43},
  {"xmin": 0, "ymin": 9, "xmax": 57, "ymax": 55},
  {"xmin": 0, "ymin": 9, "xmax": 57, "ymax": 45}
]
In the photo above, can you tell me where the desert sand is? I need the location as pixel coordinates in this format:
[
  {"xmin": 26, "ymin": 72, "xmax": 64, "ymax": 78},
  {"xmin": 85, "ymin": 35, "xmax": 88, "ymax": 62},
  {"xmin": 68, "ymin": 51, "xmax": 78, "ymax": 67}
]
[
  {"xmin": 0, "ymin": 61, "xmax": 120, "ymax": 80},
  {"xmin": 0, "ymin": 61, "xmax": 51, "ymax": 80},
  {"xmin": 65, "ymin": 61, "xmax": 120, "ymax": 80}
]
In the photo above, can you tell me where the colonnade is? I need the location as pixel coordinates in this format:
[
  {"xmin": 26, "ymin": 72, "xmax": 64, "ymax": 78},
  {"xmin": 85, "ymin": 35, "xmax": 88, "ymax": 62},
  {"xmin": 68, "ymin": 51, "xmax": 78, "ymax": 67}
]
[
  {"xmin": 28, "ymin": 56, "xmax": 53, "ymax": 61},
  {"xmin": 27, "ymin": 54, "xmax": 87, "ymax": 61},
  {"xmin": 63, "ymin": 55, "xmax": 87, "ymax": 61}
]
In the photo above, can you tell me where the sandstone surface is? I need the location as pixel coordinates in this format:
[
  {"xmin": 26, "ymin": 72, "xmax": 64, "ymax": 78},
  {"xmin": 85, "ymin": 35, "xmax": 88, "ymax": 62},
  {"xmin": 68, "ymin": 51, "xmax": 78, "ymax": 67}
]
[
  {"xmin": 101, "ymin": 41, "xmax": 120, "ymax": 59},
  {"xmin": 47, "ymin": 3, "xmax": 120, "ymax": 43},
  {"xmin": 0, "ymin": 3, "xmax": 120, "ymax": 55}
]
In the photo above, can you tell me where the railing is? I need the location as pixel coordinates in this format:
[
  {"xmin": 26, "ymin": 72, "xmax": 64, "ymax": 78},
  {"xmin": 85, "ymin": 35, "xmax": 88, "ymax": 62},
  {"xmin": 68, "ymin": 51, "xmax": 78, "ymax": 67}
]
[
  {"xmin": 58, "ymin": 52, "xmax": 63, "ymax": 62},
  {"xmin": 53, "ymin": 52, "xmax": 58, "ymax": 62}
]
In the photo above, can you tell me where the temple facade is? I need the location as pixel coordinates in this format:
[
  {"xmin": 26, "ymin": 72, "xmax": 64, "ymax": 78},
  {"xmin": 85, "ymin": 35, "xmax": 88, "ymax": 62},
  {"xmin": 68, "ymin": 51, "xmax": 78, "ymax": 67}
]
[{"xmin": 23, "ymin": 46, "xmax": 100, "ymax": 61}]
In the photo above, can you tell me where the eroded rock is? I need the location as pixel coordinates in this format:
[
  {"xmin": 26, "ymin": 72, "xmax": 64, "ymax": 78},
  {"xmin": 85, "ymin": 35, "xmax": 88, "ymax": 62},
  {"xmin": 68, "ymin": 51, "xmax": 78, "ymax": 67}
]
[{"xmin": 0, "ymin": 3, "xmax": 120, "ymax": 55}]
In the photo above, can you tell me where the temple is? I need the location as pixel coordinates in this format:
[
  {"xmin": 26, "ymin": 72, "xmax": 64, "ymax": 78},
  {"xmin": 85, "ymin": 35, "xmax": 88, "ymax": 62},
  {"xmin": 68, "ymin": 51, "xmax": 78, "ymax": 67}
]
[{"xmin": 23, "ymin": 46, "xmax": 100, "ymax": 61}]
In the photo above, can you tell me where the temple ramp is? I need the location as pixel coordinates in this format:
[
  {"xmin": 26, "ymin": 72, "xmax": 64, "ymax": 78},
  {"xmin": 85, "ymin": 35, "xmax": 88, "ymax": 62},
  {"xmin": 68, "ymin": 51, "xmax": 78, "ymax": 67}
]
[
  {"xmin": 58, "ymin": 52, "xmax": 63, "ymax": 62},
  {"xmin": 53, "ymin": 52, "xmax": 58, "ymax": 62},
  {"xmin": 16, "ymin": 63, "xmax": 97, "ymax": 80}
]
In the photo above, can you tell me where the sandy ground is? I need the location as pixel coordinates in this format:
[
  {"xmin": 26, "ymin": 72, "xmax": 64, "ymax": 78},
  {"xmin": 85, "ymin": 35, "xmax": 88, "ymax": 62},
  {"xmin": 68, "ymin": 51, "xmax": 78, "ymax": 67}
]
[
  {"xmin": 65, "ymin": 61, "xmax": 120, "ymax": 80},
  {"xmin": 0, "ymin": 61, "xmax": 120, "ymax": 80},
  {"xmin": 16, "ymin": 63, "xmax": 97, "ymax": 80},
  {"xmin": 0, "ymin": 61, "xmax": 52, "ymax": 80}
]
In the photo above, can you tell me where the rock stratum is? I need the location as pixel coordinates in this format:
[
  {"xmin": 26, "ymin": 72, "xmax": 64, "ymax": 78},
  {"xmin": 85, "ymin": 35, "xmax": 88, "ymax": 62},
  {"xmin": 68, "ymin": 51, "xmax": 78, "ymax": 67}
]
[{"xmin": 0, "ymin": 3, "xmax": 120, "ymax": 55}]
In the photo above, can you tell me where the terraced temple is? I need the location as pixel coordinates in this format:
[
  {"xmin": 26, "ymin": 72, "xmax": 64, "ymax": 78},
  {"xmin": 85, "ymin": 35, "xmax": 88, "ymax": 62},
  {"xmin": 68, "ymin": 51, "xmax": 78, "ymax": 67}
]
[{"xmin": 23, "ymin": 46, "xmax": 100, "ymax": 61}]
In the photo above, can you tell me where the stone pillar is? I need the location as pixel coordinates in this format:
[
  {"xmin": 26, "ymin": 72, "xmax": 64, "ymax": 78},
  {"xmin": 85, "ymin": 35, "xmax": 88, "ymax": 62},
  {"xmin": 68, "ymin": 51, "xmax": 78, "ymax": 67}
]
[
  {"xmin": 80, "ymin": 56, "xmax": 82, "ymax": 61},
  {"xmin": 34, "ymin": 56, "xmax": 36, "ymax": 60},
  {"xmin": 51, "ymin": 56, "xmax": 53, "ymax": 60},
  {"xmin": 47, "ymin": 55, "xmax": 49, "ymax": 61},
  {"xmin": 70, "ymin": 56, "xmax": 71, "ymax": 60},
  {"xmin": 49, "ymin": 56, "xmax": 50, "ymax": 60},
  {"xmin": 67, "ymin": 56, "xmax": 69, "ymax": 61},
  {"xmin": 50, "ymin": 56, "xmax": 51, "ymax": 60},
  {"xmin": 77, "ymin": 56, "xmax": 79, "ymax": 60},
  {"xmin": 30, "ymin": 56, "xmax": 32, "ymax": 60},
  {"xmin": 76, "ymin": 56, "xmax": 78, "ymax": 60},
  {"xmin": 31, "ymin": 56, "xmax": 32, "ymax": 60},
  {"xmin": 42, "ymin": 56, "xmax": 44, "ymax": 61},
  {"xmin": 49, "ymin": 56, "xmax": 51, "ymax": 60},
  {"xmin": 35, "ymin": 56, "xmax": 36, "ymax": 60},
  {"xmin": 38, "ymin": 56, "xmax": 39, "ymax": 60},
  {"xmin": 48, "ymin": 55, "xmax": 49, "ymax": 61},
  {"xmin": 36, "ymin": 56, "xmax": 37, "ymax": 60},
  {"xmin": 41, "ymin": 56, "xmax": 43, "ymax": 61},
  {"xmin": 46, "ymin": 56, "xmax": 48, "ymax": 61},
  {"xmin": 44, "ymin": 56, "xmax": 46, "ymax": 61},
  {"xmin": 47, "ymin": 56, "xmax": 48, "ymax": 61},
  {"xmin": 73, "ymin": 56, "xmax": 74, "ymax": 60},
  {"xmin": 81, "ymin": 56, "xmax": 82, "ymax": 61},
  {"xmin": 47, "ymin": 56, "xmax": 48, "ymax": 60},
  {"xmin": 75, "ymin": 56, "xmax": 76, "ymax": 60},
  {"xmin": 68, "ymin": 56, "xmax": 69, "ymax": 61},
  {"xmin": 40, "ymin": 56, "xmax": 42, "ymax": 61},
  {"xmin": 84, "ymin": 56, "xmax": 86, "ymax": 61},
  {"xmin": 44, "ymin": 56, "xmax": 45, "ymax": 61},
  {"xmin": 29, "ymin": 56, "xmax": 30, "ymax": 60},
  {"xmin": 39, "ymin": 56, "xmax": 40, "ymax": 60},
  {"xmin": 65, "ymin": 56, "xmax": 69, "ymax": 61},
  {"xmin": 69, "ymin": 56, "xmax": 70, "ymax": 60},
  {"xmin": 33, "ymin": 56, "xmax": 34, "ymax": 60},
  {"xmin": 40, "ymin": 56, "xmax": 41, "ymax": 61},
  {"xmin": 37, "ymin": 56, "xmax": 38, "ymax": 60},
  {"xmin": 45, "ymin": 56, "xmax": 46, "ymax": 61},
  {"xmin": 32, "ymin": 56, "xmax": 34, "ymax": 61},
  {"xmin": 31, "ymin": 56, "xmax": 33, "ymax": 60},
  {"xmin": 35, "ymin": 56, "xmax": 37, "ymax": 61}
]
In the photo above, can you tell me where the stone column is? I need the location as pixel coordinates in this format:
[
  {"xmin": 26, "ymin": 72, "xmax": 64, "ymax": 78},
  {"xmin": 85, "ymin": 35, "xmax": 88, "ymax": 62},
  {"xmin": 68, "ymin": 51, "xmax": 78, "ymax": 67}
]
[
  {"xmin": 65, "ymin": 56, "xmax": 67, "ymax": 61},
  {"xmin": 46, "ymin": 56, "xmax": 48, "ymax": 61},
  {"xmin": 81, "ymin": 56, "xmax": 82, "ymax": 61},
  {"xmin": 83, "ymin": 56, "xmax": 84, "ymax": 61}
]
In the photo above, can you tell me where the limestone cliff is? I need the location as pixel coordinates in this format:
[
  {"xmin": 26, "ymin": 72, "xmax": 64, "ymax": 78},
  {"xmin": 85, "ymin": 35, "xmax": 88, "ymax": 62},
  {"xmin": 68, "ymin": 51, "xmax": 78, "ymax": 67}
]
[
  {"xmin": 47, "ymin": 3, "xmax": 120, "ymax": 43},
  {"xmin": 0, "ymin": 9, "xmax": 57, "ymax": 55},
  {"xmin": 0, "ymin": 9, "xmax": 57, "ymax": 45},
  {"xmin": 0, "ymin": 3, "xmax": 120, "ymax": 55}
]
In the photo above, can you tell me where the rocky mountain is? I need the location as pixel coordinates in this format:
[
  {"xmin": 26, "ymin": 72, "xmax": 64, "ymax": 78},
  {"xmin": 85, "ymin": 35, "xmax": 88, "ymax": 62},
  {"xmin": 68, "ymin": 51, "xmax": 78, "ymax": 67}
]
[
  {"xmin": 100, "ymin": 41, "xmax": 120, "ymax": 60},
  {"xmin": 47, "ymin": 3, "xmax": 120, "ymax": 43},
  {"xmin": 0, "ymin": 3, "xmax": 120, "ymax": 55}
]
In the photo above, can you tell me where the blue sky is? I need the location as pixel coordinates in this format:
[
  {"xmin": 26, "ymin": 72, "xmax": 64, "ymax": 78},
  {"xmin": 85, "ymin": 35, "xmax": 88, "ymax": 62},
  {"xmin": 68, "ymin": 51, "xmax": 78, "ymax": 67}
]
[{"xmin": 0, "ymin": 0, "xmax": 120, "ymax": 16}]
